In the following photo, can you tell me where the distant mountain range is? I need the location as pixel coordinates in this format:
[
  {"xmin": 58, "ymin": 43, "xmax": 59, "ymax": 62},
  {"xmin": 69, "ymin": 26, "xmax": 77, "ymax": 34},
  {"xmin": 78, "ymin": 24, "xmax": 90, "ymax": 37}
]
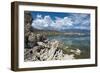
[
  {"xmin": 31, "ymin": 26, "xmax": 90, "ymax": 34},
  {"xmin": 60, "ymin": 29, "xmax": 90, "ymax": 33}
]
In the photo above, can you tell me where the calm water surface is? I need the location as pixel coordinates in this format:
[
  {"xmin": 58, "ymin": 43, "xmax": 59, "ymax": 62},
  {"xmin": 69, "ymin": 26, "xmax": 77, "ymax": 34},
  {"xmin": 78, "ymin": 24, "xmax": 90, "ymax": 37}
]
[{"xmin": 48, "ymin": 35, "xmax": 90, "ymax": 59}]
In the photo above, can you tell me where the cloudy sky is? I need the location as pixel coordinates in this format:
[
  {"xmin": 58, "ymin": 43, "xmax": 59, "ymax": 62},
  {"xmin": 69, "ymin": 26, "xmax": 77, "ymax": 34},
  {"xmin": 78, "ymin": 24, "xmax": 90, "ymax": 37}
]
[{"xmin": 30, "ymin": 11, "xmax": 90, "ymax": 31}]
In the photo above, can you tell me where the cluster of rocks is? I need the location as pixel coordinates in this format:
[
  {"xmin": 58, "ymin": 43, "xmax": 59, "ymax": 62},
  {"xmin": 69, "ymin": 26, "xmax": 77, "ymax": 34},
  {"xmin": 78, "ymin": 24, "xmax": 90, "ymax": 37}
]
[
  {"xmin": 24, "ymin": 33, "xmax": 81, "ymax": 61},
  {"xmin": 24, "ymin": 11, "xmax": 34, "ymax": 48}
]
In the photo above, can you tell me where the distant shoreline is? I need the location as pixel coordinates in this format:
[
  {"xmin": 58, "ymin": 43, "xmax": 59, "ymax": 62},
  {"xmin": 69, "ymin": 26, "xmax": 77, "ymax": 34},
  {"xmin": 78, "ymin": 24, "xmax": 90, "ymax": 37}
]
[{"xmin": 32, "ymin": 31, "xmax": 90, "ymax": 36}]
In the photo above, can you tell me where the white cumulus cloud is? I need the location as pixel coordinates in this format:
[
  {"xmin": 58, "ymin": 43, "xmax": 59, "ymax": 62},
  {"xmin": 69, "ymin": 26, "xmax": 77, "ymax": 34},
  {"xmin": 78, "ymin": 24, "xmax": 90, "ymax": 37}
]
[{"xmin": 32, "ymin": 15, "xmax": 73, "ymax": 30}]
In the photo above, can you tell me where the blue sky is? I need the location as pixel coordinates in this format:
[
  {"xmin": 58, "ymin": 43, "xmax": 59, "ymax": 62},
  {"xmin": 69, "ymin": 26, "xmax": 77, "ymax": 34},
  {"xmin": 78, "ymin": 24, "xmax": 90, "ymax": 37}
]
[{"xmin": 29, "ymin": 11, "xmax": 90, "ymax": 31}]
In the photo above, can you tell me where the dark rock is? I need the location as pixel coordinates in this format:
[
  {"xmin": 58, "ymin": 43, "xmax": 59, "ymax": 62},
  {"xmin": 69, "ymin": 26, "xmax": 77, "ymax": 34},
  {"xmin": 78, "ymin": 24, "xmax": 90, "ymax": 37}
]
[
  {"xmin": 28, "ymin": 33, "xmax": 36, "ymax": 42},
  {"xmin": 24, "ymin": 11, "xmax": 33, "ymax": 48},
  {"xmin": 24, "ymin": 11, "xmax": 33, "ymax": 25},
  {"xmin": 27, "ymin": 42, "xmax": 36, "ymax": 48},
  {"xmin": 27, "ymin": 33, "xmax": 36, "ymax": 48},
  {"xmin": 24, "ymin": 36, "xmax": 28, "ymax": 48},
  {"xmin": 36, "ymin": 34, "xmax": 42, "ymax": 42},
  {"xmin": 41, "ymin": 35, "xmax": 47, "ymax": 42}
]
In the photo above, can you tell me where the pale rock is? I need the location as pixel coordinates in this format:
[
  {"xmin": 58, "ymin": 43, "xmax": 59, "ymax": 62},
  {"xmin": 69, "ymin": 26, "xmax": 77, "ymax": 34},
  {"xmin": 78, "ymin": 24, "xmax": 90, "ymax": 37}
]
[
  {"xmin": 70, "ymin": 49, "xmax": 81, "ymax": 55},
  {"xmin": 37, "ymin": 42, "xmax": 46, "ymax": 47},
  {"xmin": 47, "ymin": 40, "xmax": 59, "ymax": 60},
  {"xmin": 75, "ymin": 49, "xmax": 81, "ymax": 55},
  {"xmin": 63, "ymin": 54, "xmax": 75, "ymax": 60}
]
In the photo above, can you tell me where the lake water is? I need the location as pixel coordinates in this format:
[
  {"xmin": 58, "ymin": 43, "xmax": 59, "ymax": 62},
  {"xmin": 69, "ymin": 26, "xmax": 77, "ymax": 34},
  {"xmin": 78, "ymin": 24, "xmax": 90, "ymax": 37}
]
[{"xmin": 48, "ymin": 35, "xmax": 90, "ymax": 59}]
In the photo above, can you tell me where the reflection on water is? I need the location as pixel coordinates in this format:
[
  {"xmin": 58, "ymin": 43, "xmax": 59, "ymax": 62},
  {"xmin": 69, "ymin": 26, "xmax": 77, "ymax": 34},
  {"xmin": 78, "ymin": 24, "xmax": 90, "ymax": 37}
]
[{"xmin": 48, "ymin": 35, "xmax": 90, "ymax": 59}]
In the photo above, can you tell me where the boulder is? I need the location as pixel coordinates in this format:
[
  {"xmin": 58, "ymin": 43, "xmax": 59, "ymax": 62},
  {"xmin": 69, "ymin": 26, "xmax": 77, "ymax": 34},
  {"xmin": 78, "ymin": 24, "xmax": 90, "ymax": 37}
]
[
  {"xmin": 28, "ymin": 33, "xmax": 36, "ymax": 42},
  {"xmin": 36, "ymin": 34, "xmax": 47, "ymax": 42},
  {"xmin": 37, "ymin": 42, "xmax": 45, "ymax": 47},
  {"xmin": 75, "ymin": 49, "xmax": 81, "ymax": 55},
  {"xmin": 70, "ymin": 49, "xmax": 81, "ymax": 55},
  {"xmin": 27, "ymin": 33, "xmax": 38, "ymax": 48}
]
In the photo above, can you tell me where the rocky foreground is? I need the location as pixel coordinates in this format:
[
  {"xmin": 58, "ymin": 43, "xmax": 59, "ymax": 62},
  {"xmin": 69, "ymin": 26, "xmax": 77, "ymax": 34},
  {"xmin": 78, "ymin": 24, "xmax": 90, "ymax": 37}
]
[{"xmin": 24, "ymin": 33, "xmax": 81, "ymax": 61}]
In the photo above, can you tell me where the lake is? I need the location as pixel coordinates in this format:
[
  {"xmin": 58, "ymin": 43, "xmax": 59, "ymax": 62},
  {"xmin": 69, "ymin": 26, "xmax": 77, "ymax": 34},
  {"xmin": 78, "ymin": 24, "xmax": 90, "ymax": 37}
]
[{"xmin": 47, "ymin": 35, "xmax": 90, "ymax": 59}]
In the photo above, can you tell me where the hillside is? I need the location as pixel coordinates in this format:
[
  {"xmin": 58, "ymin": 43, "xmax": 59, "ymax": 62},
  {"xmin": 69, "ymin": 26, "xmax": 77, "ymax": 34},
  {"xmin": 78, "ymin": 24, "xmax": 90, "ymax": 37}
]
[{"xmin": 30, "ymin": 27, "xmax": 90, "ymax": 36}]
